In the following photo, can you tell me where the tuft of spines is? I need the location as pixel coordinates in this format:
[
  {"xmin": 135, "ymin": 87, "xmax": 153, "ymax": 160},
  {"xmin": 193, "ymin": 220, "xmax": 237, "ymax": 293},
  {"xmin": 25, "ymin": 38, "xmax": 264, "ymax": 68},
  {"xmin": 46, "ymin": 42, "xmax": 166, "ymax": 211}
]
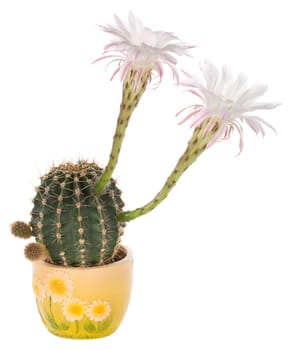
[
  {"xmin": 27, "ymin": 160, "xmax": 125, "ymax": 267},
  {"xmin": 11, "ymin": 221, "xmax": 32, "ymax": 239}
]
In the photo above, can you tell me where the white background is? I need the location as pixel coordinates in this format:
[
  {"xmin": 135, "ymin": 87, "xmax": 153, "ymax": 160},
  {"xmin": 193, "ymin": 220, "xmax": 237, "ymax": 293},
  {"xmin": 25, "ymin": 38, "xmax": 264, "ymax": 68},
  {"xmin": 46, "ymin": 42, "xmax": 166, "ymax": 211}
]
[{"xmin": 0, "ymin": 0, "xmax": 291, "ymax": 349}]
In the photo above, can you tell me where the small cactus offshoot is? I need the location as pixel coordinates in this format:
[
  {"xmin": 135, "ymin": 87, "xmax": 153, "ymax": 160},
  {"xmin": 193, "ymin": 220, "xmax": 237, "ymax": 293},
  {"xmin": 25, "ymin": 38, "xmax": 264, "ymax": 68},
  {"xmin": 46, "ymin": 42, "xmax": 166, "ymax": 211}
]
[
  {"xmin": 10, "ymin": 221, "xmax": 32, "ymax": 239},
  {"xmin": 24, "ymin": 242, "xmax": 48, "ymax": 261}
]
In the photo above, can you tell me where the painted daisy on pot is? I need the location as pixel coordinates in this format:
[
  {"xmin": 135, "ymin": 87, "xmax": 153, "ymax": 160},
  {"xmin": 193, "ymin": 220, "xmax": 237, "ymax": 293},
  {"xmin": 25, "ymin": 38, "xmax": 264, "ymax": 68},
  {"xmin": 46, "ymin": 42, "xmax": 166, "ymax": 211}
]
[
  {"xmin": 62, "ymin": 298, "xmax": 87, "ymax": 322},
  {"xmin": 86, "ymin": 300, "xmax": 112, "ymax": 322},
  {"xmin": 178, "ymin": 60, "xmax": 280, "ymax": 154},
  {"xmin": 32, "ymin": 278, "xmax": 46, "ymax": 303},
  {"xmin": 44, "ymin": 272, "xmax": 74, "ymax": 303}
]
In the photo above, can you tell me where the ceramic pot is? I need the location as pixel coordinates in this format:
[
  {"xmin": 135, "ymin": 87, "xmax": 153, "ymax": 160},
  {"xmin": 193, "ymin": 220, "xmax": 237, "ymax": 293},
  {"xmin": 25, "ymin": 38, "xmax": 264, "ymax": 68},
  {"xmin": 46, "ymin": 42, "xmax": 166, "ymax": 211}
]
[{"xmin": 32, "ymin": 245, "xmax": 133, "ymax": 339}]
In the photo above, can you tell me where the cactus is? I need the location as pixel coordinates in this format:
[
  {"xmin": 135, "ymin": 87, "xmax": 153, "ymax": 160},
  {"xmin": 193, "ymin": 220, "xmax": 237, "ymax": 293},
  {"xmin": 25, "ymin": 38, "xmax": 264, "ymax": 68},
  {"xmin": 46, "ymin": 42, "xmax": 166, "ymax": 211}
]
[
  {"xmin": 12, "ymin": 160, "xmax": 125, "ymax": 267},
  {"xmin": 10, "ymin": 14, "xmax": 279, "ymax": 270}
]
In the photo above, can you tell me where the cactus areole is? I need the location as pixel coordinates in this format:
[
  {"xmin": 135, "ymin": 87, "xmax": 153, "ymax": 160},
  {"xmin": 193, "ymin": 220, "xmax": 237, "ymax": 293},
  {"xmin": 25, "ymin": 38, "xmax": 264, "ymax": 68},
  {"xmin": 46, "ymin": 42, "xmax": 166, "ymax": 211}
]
[{"xmin": 30, "ymin": 160, "xmax": 125, "ymax": 267}]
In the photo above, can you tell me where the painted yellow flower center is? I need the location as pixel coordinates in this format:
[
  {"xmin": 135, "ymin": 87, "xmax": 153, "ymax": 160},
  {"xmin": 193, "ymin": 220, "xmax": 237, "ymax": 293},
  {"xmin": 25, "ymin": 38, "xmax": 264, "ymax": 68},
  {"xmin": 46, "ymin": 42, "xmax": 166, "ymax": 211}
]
[
  {"xmin": 67, "ymin": 303, "xmax": 83, "ymax": 317},
  {"xmin": 48, "ymin": 277, "xmax": 66, "ymax": 295},
  {"xmin": 93, "ymin": 303, "xmax": 107, "ymax": 316}
]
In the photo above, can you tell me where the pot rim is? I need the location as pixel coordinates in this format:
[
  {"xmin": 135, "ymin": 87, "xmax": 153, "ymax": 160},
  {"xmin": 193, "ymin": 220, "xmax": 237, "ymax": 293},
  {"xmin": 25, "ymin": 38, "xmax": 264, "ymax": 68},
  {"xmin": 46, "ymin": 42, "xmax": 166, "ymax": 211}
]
[{"xmin": 33, "ymin": 245, "xmax": 132, "ymax": 271}]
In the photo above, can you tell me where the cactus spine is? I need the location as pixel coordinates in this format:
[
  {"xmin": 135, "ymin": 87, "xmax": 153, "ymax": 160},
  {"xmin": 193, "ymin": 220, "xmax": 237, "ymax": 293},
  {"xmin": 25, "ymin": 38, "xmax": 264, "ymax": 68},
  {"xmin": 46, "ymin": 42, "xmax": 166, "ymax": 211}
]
[{"xmin": 28, "ymin": 160, "xmax": 125, "ymax": 267}]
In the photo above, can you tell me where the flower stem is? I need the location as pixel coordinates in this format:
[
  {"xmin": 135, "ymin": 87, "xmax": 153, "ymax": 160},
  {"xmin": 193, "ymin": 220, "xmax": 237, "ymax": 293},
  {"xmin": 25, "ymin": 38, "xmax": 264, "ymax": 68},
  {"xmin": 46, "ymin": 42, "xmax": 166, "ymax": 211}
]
[
  {"xmin": 94, "ymin": 70, "xmax": 150, "ymax": 195},
  {"xmin": 49, "ymin": 296, "xmax": 53, "ymax": 315},
  {"xmin": 118, "ymin": 119, "xmax": 218, "ymax": 222},
  {"xmin": 48, "ymin": 296, "xmax": 59, "ymax": 329}
]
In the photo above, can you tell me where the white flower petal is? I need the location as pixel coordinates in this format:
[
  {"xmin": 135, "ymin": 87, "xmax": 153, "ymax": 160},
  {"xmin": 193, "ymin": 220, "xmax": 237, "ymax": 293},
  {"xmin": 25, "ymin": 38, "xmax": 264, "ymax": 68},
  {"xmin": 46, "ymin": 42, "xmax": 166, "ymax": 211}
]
[
  {"xmin": 227, "ymin": 72, "xmax": 249, "ymax": 100},
  {"xmin": 178, "ymin": 60, "xmax": 280, "ymax": 152},
  {"xmin": 236, "ymin": 84, "xmax": 268, "ymax": 106},
  {"xmin": 201, "ymin": 60, "xmax": 219, "ymax": 91},
  {"xmin": 245, "ymin": 101, "xmax": 281, "ymax": 112}
]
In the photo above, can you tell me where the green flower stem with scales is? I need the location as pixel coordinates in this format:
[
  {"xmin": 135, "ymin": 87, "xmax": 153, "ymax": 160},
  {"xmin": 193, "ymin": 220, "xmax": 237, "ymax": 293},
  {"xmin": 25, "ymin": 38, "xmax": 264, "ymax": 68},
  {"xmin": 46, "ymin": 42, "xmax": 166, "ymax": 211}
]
[
  {"xmin": 94, "ymin": 69, "xmax": 150, "ymax": 195},
  {"xmin": 118, "ymin": 119, "xmax": 218, "ymax": 222}
]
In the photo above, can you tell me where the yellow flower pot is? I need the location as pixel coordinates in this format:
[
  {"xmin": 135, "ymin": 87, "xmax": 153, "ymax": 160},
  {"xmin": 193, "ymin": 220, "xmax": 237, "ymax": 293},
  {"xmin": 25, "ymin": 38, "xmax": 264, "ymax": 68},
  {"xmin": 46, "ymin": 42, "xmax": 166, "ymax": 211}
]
[{"xmin": 32, "ymin": 246, "xmax": 133, "ymax": 339}]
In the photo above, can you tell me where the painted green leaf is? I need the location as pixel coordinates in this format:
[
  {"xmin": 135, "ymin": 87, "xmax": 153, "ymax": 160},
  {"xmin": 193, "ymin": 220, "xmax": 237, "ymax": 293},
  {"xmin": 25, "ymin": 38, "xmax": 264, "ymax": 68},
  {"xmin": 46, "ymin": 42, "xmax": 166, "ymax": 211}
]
[
  {"xmin": 83, "ymin": 321, "xmax": 97, "ymax": 333},
  {"xmin": 59, "ymin": 322, "xmax": 70, "ymax": 330},
  {"xmin": 46, "ymin": 314, "xmax": 59, "ymax": 330},
  {"xmin": 97, "ymin": 316, "xmax": 113, "ymax": 332}
]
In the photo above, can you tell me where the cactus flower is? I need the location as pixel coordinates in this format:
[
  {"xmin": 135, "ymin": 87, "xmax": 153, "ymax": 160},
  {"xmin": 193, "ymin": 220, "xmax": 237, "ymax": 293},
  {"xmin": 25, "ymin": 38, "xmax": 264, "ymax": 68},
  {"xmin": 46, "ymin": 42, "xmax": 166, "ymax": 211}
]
[
  {"xmin": 93, "ymin": 13, "xmax": 194, "ymax": 194},
  {"xmin": 178, "ymin": 60, "xmax": 280, "ymax": 154},
  {"xmin": 93, "ymin": 11, "xmax": 194, "ymax": 90}
]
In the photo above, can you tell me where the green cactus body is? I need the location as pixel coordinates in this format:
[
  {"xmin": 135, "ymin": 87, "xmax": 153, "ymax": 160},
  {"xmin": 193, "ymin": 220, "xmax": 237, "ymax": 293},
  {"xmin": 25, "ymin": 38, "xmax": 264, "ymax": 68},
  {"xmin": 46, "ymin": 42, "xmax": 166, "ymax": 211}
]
[{"xmin": 29, "ymin": 160, "xmax": 125, "ymax": 267}]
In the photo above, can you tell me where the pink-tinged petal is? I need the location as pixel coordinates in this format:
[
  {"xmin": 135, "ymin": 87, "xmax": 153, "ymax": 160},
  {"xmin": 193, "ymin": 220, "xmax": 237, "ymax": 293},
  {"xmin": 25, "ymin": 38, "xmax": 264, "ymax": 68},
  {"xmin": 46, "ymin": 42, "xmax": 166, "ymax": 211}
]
[
  {"xmin": 155, "ymin": 62, "xmax": 164, "ymax": 80},
  {"xmin": 176, "ymin": 104, "xmax": 202, "ymax": 117},
  {"xmin": 245, "ymin": 116, "xmax": 268, "ymax": 135},
  {"xmin": 180, "ymin": 70, "xmax": 204, "ymax": 89},
  {"xmin": 244, "ymin": 115, "xmax": 277, "ymax": 135},
  {"xmin": 167, "ymin": 62, "xmax": 180, "ymax": 85},
  {"xmin": 177, "ymin": 106, "xmax": 202, "ymax": 125},
  {"xmin": 189, "ymin": 109, "xmax": 210, "ymax": 129},
  {"xmin": 119, "ymin": 61, "xmax": 133, "ymax": 81},
  {"xmin": 91, "ymin": 55, "xmax": 114, "ymax": 65},
  {"xmin": 110, "ymin": 66, "xmax": 121, "ymax": 81},
  {"xmin": 222, "ymin": 120, "xmax": 244, "ymax": 156},
  {"xmin": 189, "ymin": 89, "xmax": 206, "ymax": 101}
]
